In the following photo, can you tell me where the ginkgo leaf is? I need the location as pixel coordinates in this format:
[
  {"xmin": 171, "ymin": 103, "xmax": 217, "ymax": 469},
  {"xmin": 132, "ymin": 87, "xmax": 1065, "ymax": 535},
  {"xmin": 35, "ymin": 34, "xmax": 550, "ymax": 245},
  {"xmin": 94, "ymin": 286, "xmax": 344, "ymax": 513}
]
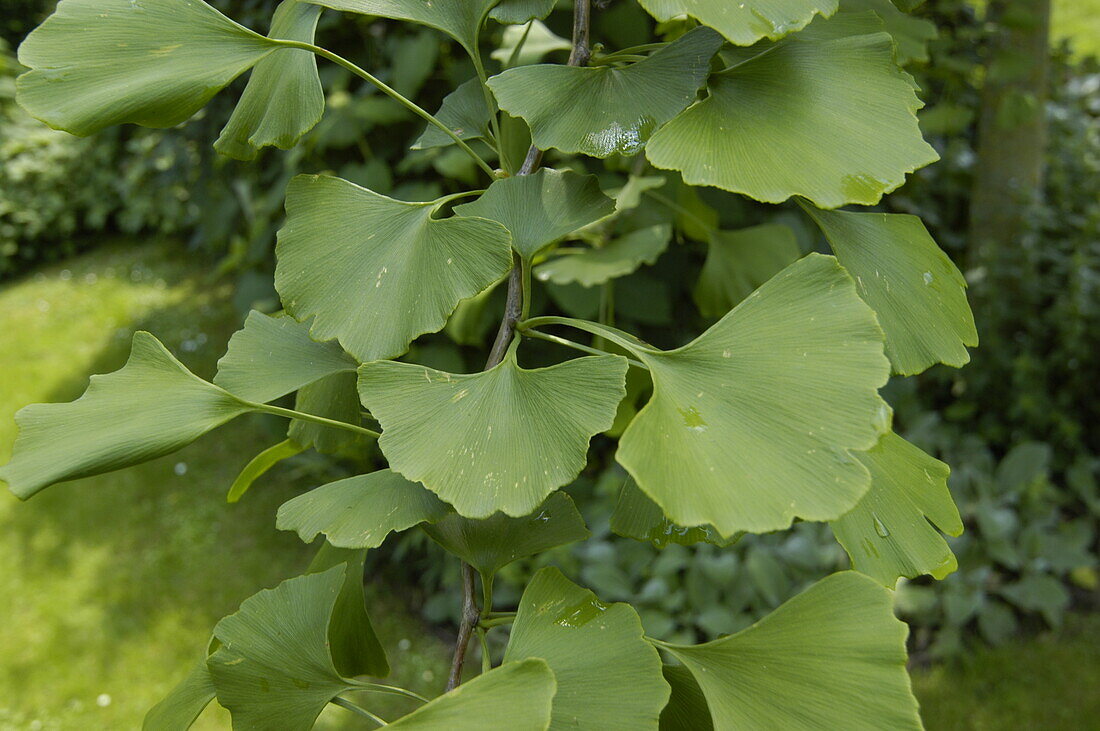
[
  {"xmin": 800, "ymin": 203, "xmax": 977, "ymax": 374},
  {"xmin": 411, "ymin": 78, "xmax": 491, "ymax": 150},
  {"xmin": 659, "ymin": 665, "xmax": 713, "ymax": 731},
  {"xmin": 831, "ymin": 432, "xmax": 963, "ymax": 587},
  {"xmin": 491, "ymin": 0, "xmax": 557, "ymax": 25},
  {"xmin": 228, "ymin": 438, "xmax": 306, "ymax": 503},
  {"xmin": 308, "ymin": 0, "xmax": 497, "ymax": 56},
  {"xmin": 613, "ymin": 175, "xmax": 667, "ymax": 212},
  {"xmin": 454, "ymin": 169, "xmax": 616, "ymax": 261},
  {"xmin": 535, "ymin": 224, "xmax": 671, "ymax": 287},
  {"xmin": 143, "ymin": 656, "xmax": 216, "ymax": 731},
  {"xmin": 610, "ymin": 478, "xmax": 739, "ymax": 548},
  {"xmin": 214, "ymin": 310, "xmax": 357, "ymax": 404},
  {"xmin": 663, "ymin": 572, "xmax": 921, "ymax": 730},
  {"xmin": 277, "ymin": 469, "xmax": 450, "ymax": 548},
  {"xmin": 208, "ymin": 566, "xmax": 358, "ymax": 730},
  {"xmin": 17, "ymin": 0, "xmax": 278, "ymax": 136},
  {"xmin": 840, "ymin": 0, "xmax": 936, "ymax": 64},
  {"xmin": 646, "ymin": 14, "xmax": 938, "ymax": 208},
  {"xmin": 488, "ymin": 27, "xmax": 724, "ymax": 157},
  {"xmin": 0, "ymin": 332, "xmax": 256, "ymax": 500},
  {"xmin": 503, "ymin": 567, "xmax": 669, "ymax": 730},
  {"xmin": 214, "ymin": 0, "xmax": 325, "ymax": 160},
  {"xmin": 387, "ymin": 659, "xmax": 556, "ymax": 730},
  {"xmin": 637, "ymin": 0, "xmax": 838, "ymax": 45},
  {"xmin": 287, "ymin": 372, "xmax": 365, "ymax": 455},
  {"xmin": 275, "ymin": 175, "xmax": 513, "ymax": 361},
  {"xmin": 422, "ymin": 492, "xmax": 590, "ymax": 577},
  {"xmin": 491, "ymin": 19, "xmax": 572, "ymax": 67},
  {"xmin": 693, "ymin": 223, "xmax": 801, "ymax": 316},
  {"xmin": 357, "ymin": 350, "xmax": 627, "ymax": 517},
  {"xmin": 306, "ymin": 544, "xmax": 389, "ymax": 678},
  {"xmin": 535, "ymin": 253, "xmax": 891, "ymax": 536}
]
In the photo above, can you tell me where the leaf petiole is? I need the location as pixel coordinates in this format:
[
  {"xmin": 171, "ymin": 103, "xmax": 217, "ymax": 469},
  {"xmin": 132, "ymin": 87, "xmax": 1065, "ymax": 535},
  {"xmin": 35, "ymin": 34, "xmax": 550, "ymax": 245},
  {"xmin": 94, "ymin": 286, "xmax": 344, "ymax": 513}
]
[
  {"xmin": 254, "ymin": 402, "xmax": 381, "ymax": 439},
  {"xmin": 330, "ymin": 696, "xmax": 387, "ymax": 726}
]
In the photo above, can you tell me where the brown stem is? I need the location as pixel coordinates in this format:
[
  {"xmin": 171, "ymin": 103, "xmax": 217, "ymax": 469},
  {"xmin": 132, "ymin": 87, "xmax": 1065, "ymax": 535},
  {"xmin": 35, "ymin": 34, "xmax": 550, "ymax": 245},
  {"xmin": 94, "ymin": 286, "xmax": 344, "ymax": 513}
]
[{"xmin": 445, "ymin": 0, "xmax": 593, "ymax": 693}]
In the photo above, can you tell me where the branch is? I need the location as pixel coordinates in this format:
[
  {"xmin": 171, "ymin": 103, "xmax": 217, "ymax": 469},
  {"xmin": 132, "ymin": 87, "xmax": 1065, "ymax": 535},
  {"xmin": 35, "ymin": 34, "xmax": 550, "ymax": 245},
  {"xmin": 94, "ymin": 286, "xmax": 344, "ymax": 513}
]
[{"xmin": 445, "ymin": 562, "xmax": 480, "ymax": 691}]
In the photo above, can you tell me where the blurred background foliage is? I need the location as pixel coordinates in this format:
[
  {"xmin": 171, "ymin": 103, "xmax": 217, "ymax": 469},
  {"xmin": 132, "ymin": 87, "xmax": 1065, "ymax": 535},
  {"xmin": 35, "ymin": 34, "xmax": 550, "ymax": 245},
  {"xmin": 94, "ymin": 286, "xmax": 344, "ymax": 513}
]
[{"xmin": 0, "ymin": 0, "xmax": 1098, "ymax": 724}]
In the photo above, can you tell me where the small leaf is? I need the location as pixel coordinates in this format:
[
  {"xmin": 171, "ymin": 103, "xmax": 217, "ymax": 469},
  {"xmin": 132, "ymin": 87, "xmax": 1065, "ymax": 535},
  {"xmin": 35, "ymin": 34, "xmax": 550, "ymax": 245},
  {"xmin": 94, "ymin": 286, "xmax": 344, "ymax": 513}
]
[
  {"xmin": 215, "ymin": 0, "xmax": 325, "ymax": 159},
  {"xmin": 309, "ymin": 0, "xmax": 497, "ymax": 56},
  {"xmin": 693, "ymin": 223, "xmax": 801, "ymax": 316},
  {"xmin": 491, "ymin": 0, "xmax": 557, "ymax": 25},
  {"xmin": 535, "ymin": 224, "xmax": 672, "ymax": 287},
  {"xmin": 454, "ymin": 168, "xmax": 616, "ymax": 261},
  {"xmin": 646, "ymin": 13, "xmax": 938, "ymax": 208},
  {"xmin": 503, "ymin": 567, "xmax": 670, "ymax": 730},
  {"xmin": 613, "ymin": 175, "xmax": 667, "ymax": 212},
  {"xmin": 831, "ymin": 432, "xmax": 963, "ymax": 587},
  {"xmin": 306, "ymin": 544, "xmax": 389, "ymax": 678},
  {"xmin": 663, "ymin": 571, "xmax": 921, "ymax": 730},
  {"xmin": 275, "ymin": 175, "xmax": 513, "ymax": 361},
  {"xmin": 17, "ymin": 0, "xmax": 277, "ymax": 136},
  {"xmin": 277, "ymin": 469, "xmax": 450, "ymax": 548},
  {"xmin": 489, "ymin": 27, "xmax": 724, "ymax": 157},
  {"xmin": 611, "ymin": 478, "xmax": 740, "ymax": 548},
  {"xmin": 358, "ymin": 351, "xmax": 627, "ymax": 517},
  {"xmin": 840, "ymin": 0, "xmax": 937, "ymax": 64},
  {"xmin": 287, "ymin": 372, "xmax": 365, "ymax": 455},
  {"xmin": 387, "ymin": 659, "xmax": 556, "ymax": 730},
  {"xmin": 659, "ymin": 665, "xmax": 713, "ymax": 731},
  {"xmin": 638, "ymin": 0, "xmax": 838, "ymax": 45},
  {"xmin": 411, "ymin": 78, "xmax": 491, "ymax": 150},
  {"xmin": 491, "ymin": 19, "xmax": 572, "ymax": 67},
  {"xmin": 422, "ymin": 492, "xmax": 590, "ymax": 577},
  {"xmin": 0, "ymin": 332, "xmax": 255, "ymax": 500},
  {"xmin": 208, "ymin": 566, "xmax": 359, "ymax": 730},
  {"xmin": 214, "ymin": 310, "xmax": 357, "ymax": 404},
  {"xmin": 228, "ymin": 438, "xmax": 306, "ymax": 503},
  {"xmin": 143, "ymin": 656, "xmax": 216, "ymax": 731},
  {"xmin": 800, "ymin": 203, "xmax": 977, "ymax": 375}
]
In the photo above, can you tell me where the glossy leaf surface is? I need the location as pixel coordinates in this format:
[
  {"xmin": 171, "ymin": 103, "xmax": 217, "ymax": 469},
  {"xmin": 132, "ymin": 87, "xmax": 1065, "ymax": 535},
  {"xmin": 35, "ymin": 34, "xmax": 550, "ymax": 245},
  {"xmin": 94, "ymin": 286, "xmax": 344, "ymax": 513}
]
[
  {"xmin": 358, "ymin": 352, "xmax": 627, "ymax": 517},
  {"xmin": 664, "ymin": 571, "xmax": 921, "ymax": 730},
  {"xmin": 801, "ymin": 204, "xmax": 977, "ymax": 374},
  {"xmin": 504, "ymin": 567, "xmax": 670, "ymax": 730},
  {"xmin": 17, "ymin": 0, "xmax": 276, "ymax": 136},
  {"xmin": 535, "ymin": 224, "xmax": 671, "ymax": 287},
  {"xmin": 832, "ymin": 432, "xmax": 963, "ymax": 587},
  {"xmin": 275, "ymin": 175, "xmax": 513, "ymax": 361},
  {"xmin": 693, "ymin": 223, "xmax": 801, "ymax": 316},
  {"xmin": 489, "ymin": 27, "xmax": 724, "ymax": 158},
  {"xmin": 277, "ymin": 469, "xmax": 450, "ymax": 548},
  {"xmin": 638, "ymin": 0, "xmax": 838, "ymax": 45}
]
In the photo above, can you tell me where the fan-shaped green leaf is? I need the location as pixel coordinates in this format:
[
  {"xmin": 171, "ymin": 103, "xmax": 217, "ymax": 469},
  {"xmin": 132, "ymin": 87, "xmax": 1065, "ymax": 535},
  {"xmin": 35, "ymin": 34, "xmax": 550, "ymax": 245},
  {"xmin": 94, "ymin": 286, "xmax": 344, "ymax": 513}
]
[
  {"xmin": 287, "ymin": 372, "xmax": 365, "ymax": 455},
  {"xmin": 659, "ymin": 665, "xmax": 713, "ymax": 731},
  {"xmin": 488, "ymin": 27, "xmax": 724, "ymax": 158},
  {"xmin": 308, "ymin": 0, "xmax": 497, "ymax": 55},
  {"xmin": 277, "ymin": 469, "xmax": 450, "ymax": 548},
  {"xmin": 275, "ymin": 174, "xmax": 513, "ymax": 361},
  {"xmin": 841, "ymin": 0, "xmax": 936, "ymax": 64},
  {"xmin": 693, "ymin": 223, "xmax": 801, "ymax": 316},
  {"xmin": 387, "ymin": 659, "xmax": 556, "ymax": 730},
  {"xmin": 0, "ymin": 332, "xmax": 254, "ymax": 500},
  {"xmin": 143, "ymin": 656, "xmax": 216, "ymax": 731},
  {"xmin": 491, "ymin": 19, "xmax": 572, "ymax": 67},
  {"xmin": 16, "ymin": 0, "xmax": 277, "ymax": 136},
  {"xmin": 411, "ymin": 79, "xmax": 491, "ymax": 150},
  {"xmin": 535, "ymin": 224, "xmax": 671, "ymax": 287},
  {"xmin": 207, "ymin": 566, "xmax": 359, "ymax": 730},
  {"xmin": 503, "ymin": 567, "xmax": 670, "ymax": 730},
  {"xmin": 306, "ymin": 544, "xmax": 389, "ymax": 678},
  {"xmin": 646, "ymin": 15, "xmax": 938, "ymax": 208},
  {"xmin": 800, "ymin": 203, "xmax": 977, "ymax": 374},
  {"xmin": 663, "ymin": 571, "xmax": 921, "ymax": 730},
  {"xmin": 358, "ymin": 350, "xmax": 627, "ymax": 517},
  {"xmin": 610, "ymin": 478, "xmax": 739, "ymax": 548},
  {"xmin": 637, "ymin": 0, "xmax": 838, "ymax": 45},
  {"xmin": 214, "ymin": 0, "xmax": 324, "ymax": 159},
  {"xmin": 491, "ymin": 0, "xmax": 557, "ymax": 25},
  {"xmin": 454, "ymin": 169, "xmax": 616, "ymax": 261},
  {"xmin": 214, "ymin": 310, "xmax": 357, "ymax": 404},
  {"xmin": 422, "ymin": 492, "xmax": 589, "ymax": 577},
  {"xmin": 228, "ymin": 438, "xmax": 306, "ymax": 503},
  {"xmin": 832, "ymin": 432, "xmax": 962, "ymax": 587}
]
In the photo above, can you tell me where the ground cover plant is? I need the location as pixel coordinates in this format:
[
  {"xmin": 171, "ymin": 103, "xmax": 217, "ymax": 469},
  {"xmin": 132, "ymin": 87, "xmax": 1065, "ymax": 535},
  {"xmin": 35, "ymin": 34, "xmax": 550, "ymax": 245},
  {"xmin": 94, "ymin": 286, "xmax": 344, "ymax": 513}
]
[{"xmin": 2, "ymin": 0, "xmax": 980, "ymax": 728}]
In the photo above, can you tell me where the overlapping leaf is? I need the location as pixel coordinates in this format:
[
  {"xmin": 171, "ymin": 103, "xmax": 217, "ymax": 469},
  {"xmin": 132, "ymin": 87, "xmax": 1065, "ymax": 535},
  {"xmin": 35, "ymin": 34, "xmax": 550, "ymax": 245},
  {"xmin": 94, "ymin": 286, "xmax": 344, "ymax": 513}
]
[
  {"xmin": 214, "ymin": 310, "xmax": 357, "ymax": 403},
  {"xmin": 0, "ymin": 332, "xmax": 256, "ymax": 499},
  {"xmin": 693, "ymin": 223, "xmax": 801, "ymax": 316},
  {"xmin": 832, "ymin": 432, "xmax": 963, "ymax": 587},
  {"xmin": 287, "ymin": 372, "xmax": 365, "ymax": 455},
  {"xmin": 278, "ymin": 469, "xmax": 450, "ymax": 548},
  {"xmin": 358, "ymin": 351, "xmax": 627, "ymax": 517},
  {"xmin": 275, "ymin": 175, "xmax": 513, "ymax": 361},
  {"xmin": 307, "ymin": 0, "xmax": 497, "ymax": 55},
  {"xmin": 489, "ymin": 27, "xmax": 724, "ymax": 157},
  {"xmin": 143, "ymin": 654, "xmax": 217, "ymax": 731},
  {"xmin": 411, "ymin": 79, "xmax": 492, "ymax": 150},
  {"xmin": 841, "ymin": 0, "xmax": 937, "ymax": 64},
  {"xmin": 638, "ymin": 0, "xmax": 838, "ymax": 45},
  {"xmin": 503, "ymin": 568, "xmax": 669, "ymax": 730},
  {"xmin": 491, "ymin": 20, "xmax": 572, "ymax": 67},
  {"xmin": 454, "ymin": 169, "xmax": 616, "ymax": 260},
  {"xmin": 800, "ymin": 203, "xmax": 977, "ymax": 374},
  {"xmin": 491, "ymin": 0, "xmax": 557, "ymax": 25},
  {"xmin": 535, "ymin": 224, "xmax": 671, "ymax": 287},
  {"xmin": 215, "ymin": 0, "xmax": 325, "ymax": 159},
  {"xmin": 659, "ymin": 665, "xmax": 713, "ymax": 731},
  {"xmin": 306, "ymin": 544, "xmax": 389, "ymax": 678},
  {"xmin": 228, "ymin": 438, "xmax": 306, "ymax": 503},
  {"xmin": 610, "ymin": 478, "xmax": 739, "ymax": 548},
  {"xmin": 17, "ymin": 0, "xmax": 278, "ymax": 136},
  {"xmin": 663, "ymin": 571, "xmax": 921, "ymax": 730},
  {"xmin": 422, "ymin": 492, "xmax": 590, "ymax": 577},
  {"xmin": 647, "ymin": 14, "xmax": 938, "ymax": 207}
]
